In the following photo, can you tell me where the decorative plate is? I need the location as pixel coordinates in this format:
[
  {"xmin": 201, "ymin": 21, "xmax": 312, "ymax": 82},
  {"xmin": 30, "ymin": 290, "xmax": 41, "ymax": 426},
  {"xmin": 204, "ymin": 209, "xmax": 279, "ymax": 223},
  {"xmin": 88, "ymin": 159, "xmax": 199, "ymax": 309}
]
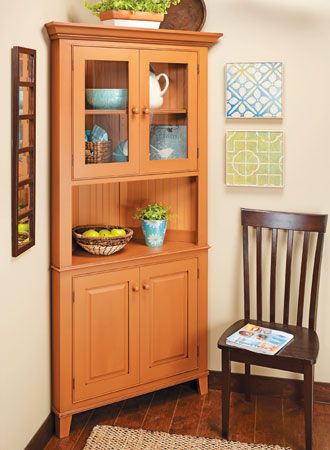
[{"xmin": 160, "ymin": 0, "xmax": 207, "ymax": 31}]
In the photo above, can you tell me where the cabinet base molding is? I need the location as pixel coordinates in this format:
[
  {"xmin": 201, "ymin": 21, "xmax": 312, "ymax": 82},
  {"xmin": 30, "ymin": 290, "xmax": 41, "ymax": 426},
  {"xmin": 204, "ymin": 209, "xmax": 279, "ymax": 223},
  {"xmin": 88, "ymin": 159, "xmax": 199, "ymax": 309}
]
[{"xmin": 53, "ymin": 369, "xmax": 209, "ymax": 435}]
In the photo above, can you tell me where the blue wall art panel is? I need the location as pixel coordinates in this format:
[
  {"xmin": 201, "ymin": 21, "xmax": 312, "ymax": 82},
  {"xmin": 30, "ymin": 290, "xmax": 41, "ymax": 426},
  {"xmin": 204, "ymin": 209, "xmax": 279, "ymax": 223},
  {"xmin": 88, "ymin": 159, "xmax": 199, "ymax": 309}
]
[{"xmin": 226, "ymin": 62, "xmax": 283, "ymax": 119}]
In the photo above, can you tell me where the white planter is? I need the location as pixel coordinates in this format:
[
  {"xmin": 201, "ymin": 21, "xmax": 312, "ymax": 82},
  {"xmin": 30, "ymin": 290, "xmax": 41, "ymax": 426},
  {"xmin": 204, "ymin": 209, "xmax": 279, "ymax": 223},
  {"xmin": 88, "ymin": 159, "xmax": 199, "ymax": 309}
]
[
  {"xmin": 99, "ymin": 11, "xmax": 164, "ymax": 29},
  {"xmin": 102, "ymin": 19, "xmax": 161, "ymax": 29}
]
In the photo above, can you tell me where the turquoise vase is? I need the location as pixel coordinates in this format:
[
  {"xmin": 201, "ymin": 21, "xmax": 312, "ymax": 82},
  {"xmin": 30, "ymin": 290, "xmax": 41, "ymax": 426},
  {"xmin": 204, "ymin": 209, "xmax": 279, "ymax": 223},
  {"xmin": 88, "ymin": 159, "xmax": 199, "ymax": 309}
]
[{"xmin": 141, "ymin": 219, "xmax": 167, "ymax": 247}]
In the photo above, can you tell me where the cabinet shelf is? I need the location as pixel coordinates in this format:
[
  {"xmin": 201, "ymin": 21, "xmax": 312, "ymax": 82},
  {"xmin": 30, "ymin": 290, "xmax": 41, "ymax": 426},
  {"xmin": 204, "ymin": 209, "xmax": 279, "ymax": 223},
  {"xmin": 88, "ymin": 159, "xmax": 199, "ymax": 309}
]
[
  {"xmin": 69, "ymin": 240, "xmax": 208, "ymax": 271},
  {"xmin": 151, "ymin": 109, "xmax": 187, "ymax": 115},
  {"xmin": 84, "ymin": 109, "xmax": 187, "ymax": 116},
  {"xmin": 85, "ymin": 109, "xmax": 127, "ymax": 115}
]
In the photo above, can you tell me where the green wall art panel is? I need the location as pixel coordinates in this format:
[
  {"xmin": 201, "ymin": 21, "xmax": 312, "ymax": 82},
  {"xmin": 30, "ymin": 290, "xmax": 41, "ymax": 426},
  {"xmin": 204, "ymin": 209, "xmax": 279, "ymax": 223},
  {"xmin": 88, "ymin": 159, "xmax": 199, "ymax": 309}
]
[{"xmin": 226, "ymin": 131, "xmax": 284, "ymax": 188}]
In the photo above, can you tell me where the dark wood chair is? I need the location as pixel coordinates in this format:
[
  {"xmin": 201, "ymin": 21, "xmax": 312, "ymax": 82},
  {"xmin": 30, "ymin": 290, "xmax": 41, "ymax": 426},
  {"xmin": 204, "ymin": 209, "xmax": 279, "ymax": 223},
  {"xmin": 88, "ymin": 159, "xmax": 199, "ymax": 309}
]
[{"xmin": 218, "ymin": 208, "xmax": 328, "ymax": 450}]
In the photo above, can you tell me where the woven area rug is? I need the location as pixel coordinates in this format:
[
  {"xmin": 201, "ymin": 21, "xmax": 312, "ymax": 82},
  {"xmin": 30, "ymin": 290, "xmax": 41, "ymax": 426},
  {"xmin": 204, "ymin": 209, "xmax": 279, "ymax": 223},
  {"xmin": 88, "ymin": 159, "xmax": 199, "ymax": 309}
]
[{"xmin": 83, "ymin": 425, "xmax": 291, "ymax": 450}]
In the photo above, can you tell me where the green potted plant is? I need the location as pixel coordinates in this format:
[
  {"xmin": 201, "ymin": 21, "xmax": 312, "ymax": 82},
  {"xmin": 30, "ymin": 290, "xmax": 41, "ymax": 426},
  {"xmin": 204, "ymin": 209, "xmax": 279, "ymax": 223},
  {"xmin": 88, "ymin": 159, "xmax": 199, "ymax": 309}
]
[
  {"xmin": 84, "ymin": 0, "xmax": 181, "ymax": 29},
  {"xmin": 134, "ymin": 202, "xmax": 171, "ymax": 247}
]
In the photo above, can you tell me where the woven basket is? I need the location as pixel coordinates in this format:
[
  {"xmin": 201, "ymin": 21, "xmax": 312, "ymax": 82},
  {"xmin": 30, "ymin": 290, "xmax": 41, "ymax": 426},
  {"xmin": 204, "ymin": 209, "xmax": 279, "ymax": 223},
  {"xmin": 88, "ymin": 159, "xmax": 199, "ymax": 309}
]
[
  {"xmin": 73, "ymin": 225, "xmax": 133, "ymax": 256},
  {"xmin": 85, "ymin": 141, "xmax": 112, "ymax": 164}
]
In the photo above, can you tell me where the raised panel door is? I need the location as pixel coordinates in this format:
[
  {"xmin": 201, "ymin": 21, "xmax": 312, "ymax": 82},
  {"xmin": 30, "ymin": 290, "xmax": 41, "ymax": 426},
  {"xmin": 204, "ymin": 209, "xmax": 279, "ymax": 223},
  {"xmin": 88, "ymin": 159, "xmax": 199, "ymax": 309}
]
[
  {"xmin": 73, "ymin": 268, "xmax": 139, "ymax": 402},
  {"xmin": 140, "ymin": 259, "xmax": 198, "ymax": 383}
]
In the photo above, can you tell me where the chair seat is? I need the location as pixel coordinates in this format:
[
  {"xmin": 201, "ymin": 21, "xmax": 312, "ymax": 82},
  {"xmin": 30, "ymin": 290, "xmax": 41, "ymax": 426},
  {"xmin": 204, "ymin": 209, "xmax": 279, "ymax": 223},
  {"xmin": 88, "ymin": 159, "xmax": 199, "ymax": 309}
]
[{"xmin": 218, "ymin": 319, "xmax": 319, "ymax": 369}]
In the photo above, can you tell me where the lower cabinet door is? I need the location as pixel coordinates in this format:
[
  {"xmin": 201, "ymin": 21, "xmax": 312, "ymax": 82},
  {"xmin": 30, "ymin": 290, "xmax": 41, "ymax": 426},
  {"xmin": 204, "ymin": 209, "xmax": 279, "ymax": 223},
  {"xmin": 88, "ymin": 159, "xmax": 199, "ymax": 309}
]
[
  {"xmin": 73, "ymin": 268, "xmax": 140, "ymax": 402},
  {"xmin": 140, "ymin": 259, "xmax": 198, "ymax": 383}
]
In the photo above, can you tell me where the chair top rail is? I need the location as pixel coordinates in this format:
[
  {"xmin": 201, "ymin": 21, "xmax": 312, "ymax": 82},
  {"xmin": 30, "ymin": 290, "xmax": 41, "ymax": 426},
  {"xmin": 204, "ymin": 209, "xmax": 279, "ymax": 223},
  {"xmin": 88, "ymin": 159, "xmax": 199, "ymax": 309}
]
[{"xmin": 241, "ymin": 208, "xmax": 327, "ymax": 233}]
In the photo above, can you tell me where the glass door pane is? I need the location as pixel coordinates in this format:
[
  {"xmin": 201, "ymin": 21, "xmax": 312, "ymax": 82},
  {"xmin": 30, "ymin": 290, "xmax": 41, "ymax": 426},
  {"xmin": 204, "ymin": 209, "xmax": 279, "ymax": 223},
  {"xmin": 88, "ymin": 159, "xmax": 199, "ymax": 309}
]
[
  {"xmin": 85, "ymin": 61, "xmax": 128, "ymax": 165},
  {"xmin": 140, "ymin": 51, "xmax": 198, "ymax": 174},
  {"xmin": 73, "ymin": 47, "xmax": 139, "ymax": 180},
  {"xmin": 150, "ymin": 63, "xmax": 188, "ymax": 161}
]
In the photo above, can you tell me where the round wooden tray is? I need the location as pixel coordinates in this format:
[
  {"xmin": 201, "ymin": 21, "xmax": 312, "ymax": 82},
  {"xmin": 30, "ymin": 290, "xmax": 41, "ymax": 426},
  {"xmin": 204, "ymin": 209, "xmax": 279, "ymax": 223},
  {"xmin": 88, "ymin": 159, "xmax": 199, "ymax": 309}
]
[{"xmin": 160, "ymin": 0, "xmax": 207, "ymax": 31}]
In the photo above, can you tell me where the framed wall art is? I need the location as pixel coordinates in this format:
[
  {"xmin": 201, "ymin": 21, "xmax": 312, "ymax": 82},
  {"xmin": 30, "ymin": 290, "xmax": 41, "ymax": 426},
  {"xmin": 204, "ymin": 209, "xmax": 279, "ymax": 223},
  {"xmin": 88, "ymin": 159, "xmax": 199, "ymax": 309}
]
[
  {"xmin": 12, "ymin": 47, "xmax": 36, "ymax": 256},
  {"xmin": 226, "ymin": 131, "xmax": 284, "ymax": 188},
  {"xmin": 226, "ymin": 62, "xmax": 283, "ymax": 119}
]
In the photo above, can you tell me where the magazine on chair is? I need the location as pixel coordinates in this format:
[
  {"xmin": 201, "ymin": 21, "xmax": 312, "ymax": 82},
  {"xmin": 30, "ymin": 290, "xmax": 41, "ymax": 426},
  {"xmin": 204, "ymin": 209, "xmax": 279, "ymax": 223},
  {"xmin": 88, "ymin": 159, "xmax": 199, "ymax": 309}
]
[{"xmin": 226, "ymin": 323, "xmax": 294, "ymax": 356}]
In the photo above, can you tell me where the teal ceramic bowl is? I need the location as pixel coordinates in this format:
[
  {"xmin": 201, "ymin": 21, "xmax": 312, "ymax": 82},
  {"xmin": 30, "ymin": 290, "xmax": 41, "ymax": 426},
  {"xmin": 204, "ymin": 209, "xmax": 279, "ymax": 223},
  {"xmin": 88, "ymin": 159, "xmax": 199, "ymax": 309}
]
[{"xmin": 86, "ymin": 89, "xmax": 128, "ymax": 110}]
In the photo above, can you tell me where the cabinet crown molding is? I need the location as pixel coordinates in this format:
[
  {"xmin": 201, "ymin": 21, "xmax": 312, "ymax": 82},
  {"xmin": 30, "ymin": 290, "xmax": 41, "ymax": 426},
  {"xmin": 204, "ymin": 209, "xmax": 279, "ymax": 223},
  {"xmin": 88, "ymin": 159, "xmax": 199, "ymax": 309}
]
[{"xmin": 45, "ymin": 21, "xmax": 222, "ymax": 47}]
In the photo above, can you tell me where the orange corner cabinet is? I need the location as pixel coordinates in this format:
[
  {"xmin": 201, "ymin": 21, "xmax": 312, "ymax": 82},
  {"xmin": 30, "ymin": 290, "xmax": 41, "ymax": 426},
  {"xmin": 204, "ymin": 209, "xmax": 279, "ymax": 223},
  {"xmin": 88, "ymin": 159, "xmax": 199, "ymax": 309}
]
[{"xmin": 46, "ymin": 21, "xmax": 222, "ymax": 438}]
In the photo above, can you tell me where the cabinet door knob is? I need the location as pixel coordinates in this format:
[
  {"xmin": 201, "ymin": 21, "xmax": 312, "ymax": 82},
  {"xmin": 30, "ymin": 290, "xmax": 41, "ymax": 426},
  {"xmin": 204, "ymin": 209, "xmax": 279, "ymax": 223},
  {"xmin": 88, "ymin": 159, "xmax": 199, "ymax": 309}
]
[
  {"xmin": 132, "ymin": 285, "xmax": 140, "ymax": 292},
  {"xmin": 143, "ymin": 108, "xmax": 150, "ymax": 115},
  {"xmin": 132, "ymin": 107, "xmax": 140, "ymax": 115},
  {"xmin": 143, "ymin": 283, "xmax": 150, "ymax": 290}
]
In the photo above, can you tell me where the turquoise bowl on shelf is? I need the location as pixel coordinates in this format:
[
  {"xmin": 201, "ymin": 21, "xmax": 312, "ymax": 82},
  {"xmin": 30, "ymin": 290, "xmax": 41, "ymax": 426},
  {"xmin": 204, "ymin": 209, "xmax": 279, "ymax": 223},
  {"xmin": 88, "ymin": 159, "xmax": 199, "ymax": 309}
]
[{"xmin": 86, "ymin": 89, "xmax": 128, "ymax": 110}]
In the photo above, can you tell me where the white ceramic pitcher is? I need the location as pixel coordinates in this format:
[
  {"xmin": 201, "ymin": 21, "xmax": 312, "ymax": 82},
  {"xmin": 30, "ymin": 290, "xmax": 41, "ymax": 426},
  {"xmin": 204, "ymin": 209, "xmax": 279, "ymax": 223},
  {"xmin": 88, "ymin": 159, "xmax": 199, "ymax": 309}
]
[{"xmin": 149, "ymin": 71, "xmax": 170, "ymax": 109}]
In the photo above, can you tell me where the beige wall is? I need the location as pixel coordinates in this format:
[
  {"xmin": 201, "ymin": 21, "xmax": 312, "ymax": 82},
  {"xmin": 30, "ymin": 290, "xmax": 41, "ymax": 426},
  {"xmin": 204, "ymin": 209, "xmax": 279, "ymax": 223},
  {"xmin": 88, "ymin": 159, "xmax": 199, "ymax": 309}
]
[
  {"xmin": 0, "ymin": 2, "xmax": 92, "ymax": 450},
  {"xmin": 0, "ymin": 0, "xmax": 329, "ymax": 448},
  {"xmin": 205, "ymin": 0, "xmax": 330, "ymax": 380}
]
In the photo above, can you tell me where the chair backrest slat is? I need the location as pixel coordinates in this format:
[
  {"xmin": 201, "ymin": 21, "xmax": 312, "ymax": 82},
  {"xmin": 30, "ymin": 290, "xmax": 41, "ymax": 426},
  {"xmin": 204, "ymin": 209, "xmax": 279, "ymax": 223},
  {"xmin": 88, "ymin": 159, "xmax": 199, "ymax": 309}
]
[
  {"xmin": 241, "ymin": 208, "xmax": 327, "ymax": 330},
  {"xmin": 309, "ymin": 233, "xmax": 325, "ymax": 330},
  {"xmin": 297, "ymin": 231, "xmax": 310, "ymax": 326},
  {"xmin": 243, "ymin": 225, "xmax": 250, "ymax": 320},
  {"xmin": 270, "ymin": 228, "xmax": 278, "ymax": 323},
  {"xmin": 283, "ymin": 229, "xmax": 294, "ymax": 325},
  {"xmin": 256, "ymin": 227, "xmax": 263, "ymax": 320}
]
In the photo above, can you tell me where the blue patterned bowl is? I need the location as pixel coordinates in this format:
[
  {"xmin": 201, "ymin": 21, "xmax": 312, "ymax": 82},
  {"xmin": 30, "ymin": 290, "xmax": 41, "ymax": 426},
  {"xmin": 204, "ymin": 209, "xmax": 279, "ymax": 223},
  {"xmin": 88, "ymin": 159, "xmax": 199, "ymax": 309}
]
[{"xmin": 86, "ymin": 89, "xmax": 128, "ymax": 110}]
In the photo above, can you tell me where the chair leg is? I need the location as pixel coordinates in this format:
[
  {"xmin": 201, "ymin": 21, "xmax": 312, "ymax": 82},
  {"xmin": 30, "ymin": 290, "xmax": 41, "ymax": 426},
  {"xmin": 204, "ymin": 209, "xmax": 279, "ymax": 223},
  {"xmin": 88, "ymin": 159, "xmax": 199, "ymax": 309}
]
[
  {"xmin": 304, "ymin": 364, "xmax": 314, "ymax": 450},
  {"xmin": 245, "ymin": 363, "xmax": 251, "ymax": 401},
  {"xmin": 221, "ymin": 349, "xmax": 231, "ymax": 439}
]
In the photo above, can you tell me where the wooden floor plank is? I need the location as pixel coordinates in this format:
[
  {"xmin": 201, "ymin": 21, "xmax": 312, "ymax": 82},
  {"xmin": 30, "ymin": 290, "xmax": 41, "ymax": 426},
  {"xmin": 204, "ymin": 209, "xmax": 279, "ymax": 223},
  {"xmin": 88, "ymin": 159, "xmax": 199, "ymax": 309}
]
[
  {"xmin": 142, "ymin": 385, "xmax": 182, "ymax": 433},
  {"xmin": 72, "ymin": 401, "xmax": 124, "ymax": 450},
  {"xmin": 229, "ymin": 393, "xmax": 256, "ymax": 443},
  {"xmin": 45, "ymin": 411, "xmax": 92, "ymax": 450},
  {"xmin": 169, "ymin": 383, "xmax": 205, "ymax": 436},
  {"xmin": 114, "ymin": 393, "xmax": 154, "ymax": 429},
  {"xmin": 283, "ymin": 399, "xmax": 305, "ymax": 450},
  {"xmin": 44, "ymin": 383, "xmax": 330, "ymax": 449},
  {"xmin": 314, "ymin": 402, "xmax": 330, "ymax": 450},
  {"xmin": 197, "ymin": 389, "xmax": 221, "ymax": 439},
  {"xmin": 255, "ymin": 395, "xmax": 284, "ymax": 447}
]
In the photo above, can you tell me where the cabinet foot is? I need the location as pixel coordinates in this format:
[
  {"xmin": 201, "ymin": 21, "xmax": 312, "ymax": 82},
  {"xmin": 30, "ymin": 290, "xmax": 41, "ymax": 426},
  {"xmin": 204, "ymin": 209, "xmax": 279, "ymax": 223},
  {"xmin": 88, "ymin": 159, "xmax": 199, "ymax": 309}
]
[
  {"xmin": 198, "ymin": 375, "xmax": 208, "ymax": 395},
  {"xmin": 55, "ymin": 414, "xmax": 72, "ymax": 438}
]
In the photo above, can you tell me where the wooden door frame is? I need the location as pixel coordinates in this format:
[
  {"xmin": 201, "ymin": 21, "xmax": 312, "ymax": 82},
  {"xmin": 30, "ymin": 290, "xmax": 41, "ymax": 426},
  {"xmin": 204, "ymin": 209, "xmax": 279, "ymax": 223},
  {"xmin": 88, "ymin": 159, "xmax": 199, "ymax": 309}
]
[
  {"xmin": 72, "ymin": 46, "xmax": 140, "ymax": 180},
  {"xmin": 139, "ymin": 49, "xmax": 198, "ymax": 174}
]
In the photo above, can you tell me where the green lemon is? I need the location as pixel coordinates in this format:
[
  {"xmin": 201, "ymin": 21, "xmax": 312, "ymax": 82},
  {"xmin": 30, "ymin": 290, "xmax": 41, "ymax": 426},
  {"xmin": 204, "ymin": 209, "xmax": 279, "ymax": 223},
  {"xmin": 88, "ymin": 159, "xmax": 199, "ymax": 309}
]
[
  {"xmin": 110, "ymin": 228, "xmax": 126, "ymax": 237},
  {"xmin": 83, "ymin": 229, "xmax": 100, "ymax": 238},
  {"xmin": 18, "ymin": 223, "xmax": 29, "ymax": 233},
  {"xmin": 99, "ymin": 229, "xmax": 113, "ymax": 238}
]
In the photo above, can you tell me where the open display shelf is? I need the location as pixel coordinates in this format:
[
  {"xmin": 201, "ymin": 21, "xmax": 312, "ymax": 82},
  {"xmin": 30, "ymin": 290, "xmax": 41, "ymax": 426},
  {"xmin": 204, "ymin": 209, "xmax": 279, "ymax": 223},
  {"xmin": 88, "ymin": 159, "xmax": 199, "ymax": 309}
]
[{"xmin": 71, "ymin": 240, "xmax": 208, "ymax": 270}]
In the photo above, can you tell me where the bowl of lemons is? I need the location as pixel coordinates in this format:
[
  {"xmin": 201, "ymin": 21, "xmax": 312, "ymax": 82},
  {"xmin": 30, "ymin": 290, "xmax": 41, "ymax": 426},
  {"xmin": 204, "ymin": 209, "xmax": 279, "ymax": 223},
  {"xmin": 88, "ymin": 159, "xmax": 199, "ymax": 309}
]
[{"xmin": 73, "ymin": 225, "xmax": 133, "ymax": 256}]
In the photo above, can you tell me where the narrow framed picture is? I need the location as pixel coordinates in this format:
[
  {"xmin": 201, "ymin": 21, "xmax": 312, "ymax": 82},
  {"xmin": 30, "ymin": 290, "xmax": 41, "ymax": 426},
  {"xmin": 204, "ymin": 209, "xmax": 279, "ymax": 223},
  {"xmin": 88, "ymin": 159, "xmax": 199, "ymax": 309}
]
[
  {"xmin": 226, "ymin": 62, "xmax": 283, "ymax": 119},
  {"xmin": 12, "ymin": 46, "xmax": 36, "ymax": 256},
  {"xmin": 226, "ymin": 131, "xmax": 284, "ymax": 188}
]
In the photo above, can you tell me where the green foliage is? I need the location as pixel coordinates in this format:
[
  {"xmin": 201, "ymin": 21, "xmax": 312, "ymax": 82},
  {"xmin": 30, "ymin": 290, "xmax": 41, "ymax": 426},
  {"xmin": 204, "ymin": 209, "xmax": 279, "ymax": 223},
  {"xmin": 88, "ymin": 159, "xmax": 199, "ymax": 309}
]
[
  {"xmin": 84, "ymin": 0, "xmax": 180, "ymax": 15},
  {"xmin": 134, "ymin": 203, "xmax": 171, "ymax": 221}
]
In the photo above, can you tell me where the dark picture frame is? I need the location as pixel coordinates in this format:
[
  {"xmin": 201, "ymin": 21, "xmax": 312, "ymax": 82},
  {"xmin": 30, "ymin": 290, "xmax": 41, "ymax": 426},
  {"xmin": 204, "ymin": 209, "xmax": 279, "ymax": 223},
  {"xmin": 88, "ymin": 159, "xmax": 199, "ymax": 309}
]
[{"xmin": 12, "ymin": 46, "xmax": 36, "ymax": 256}]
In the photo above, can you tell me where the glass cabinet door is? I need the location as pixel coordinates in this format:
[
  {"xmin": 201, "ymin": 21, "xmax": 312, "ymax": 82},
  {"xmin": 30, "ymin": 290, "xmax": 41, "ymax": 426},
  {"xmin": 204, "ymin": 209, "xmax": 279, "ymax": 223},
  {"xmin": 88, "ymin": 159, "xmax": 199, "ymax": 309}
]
[
  {"xmin": 73, "ymin": 47, "xmax": 140, "ymax": 180},
  {"xmin": 139, "ymin": 50, "xmax": 198, "ymax": 174}
]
